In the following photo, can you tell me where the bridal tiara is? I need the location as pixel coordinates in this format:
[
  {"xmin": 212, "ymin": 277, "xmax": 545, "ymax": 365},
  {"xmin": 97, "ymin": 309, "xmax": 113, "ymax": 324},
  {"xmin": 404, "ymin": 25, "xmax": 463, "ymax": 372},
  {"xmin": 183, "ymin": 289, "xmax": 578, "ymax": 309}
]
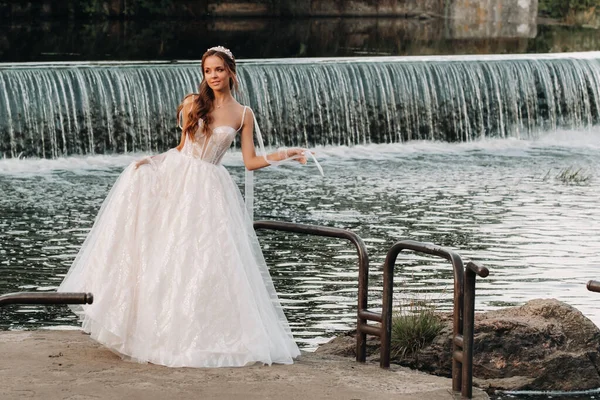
[{"xmin": 207, "ymin": 46, "xmax": 234, "ymax": 60}]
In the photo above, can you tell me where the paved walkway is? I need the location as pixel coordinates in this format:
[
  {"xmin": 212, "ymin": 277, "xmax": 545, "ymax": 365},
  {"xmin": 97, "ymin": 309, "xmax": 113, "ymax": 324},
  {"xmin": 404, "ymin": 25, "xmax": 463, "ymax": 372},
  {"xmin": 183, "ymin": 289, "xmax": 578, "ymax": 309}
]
[{"xmin": 0, "ymin": 331, "xmax": 488, "ymax": 399}]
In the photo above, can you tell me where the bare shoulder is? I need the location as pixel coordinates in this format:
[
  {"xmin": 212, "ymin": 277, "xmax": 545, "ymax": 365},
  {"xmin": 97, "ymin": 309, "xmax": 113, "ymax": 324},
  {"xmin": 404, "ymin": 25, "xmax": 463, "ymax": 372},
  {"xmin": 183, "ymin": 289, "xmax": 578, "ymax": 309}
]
[
  {"xmin": 182, "ymin": 93, "xmax": 197, "ymax": 106},
  {"xmin": 236, "ymin": 103, "xmax": 253, "ymax": 118}
]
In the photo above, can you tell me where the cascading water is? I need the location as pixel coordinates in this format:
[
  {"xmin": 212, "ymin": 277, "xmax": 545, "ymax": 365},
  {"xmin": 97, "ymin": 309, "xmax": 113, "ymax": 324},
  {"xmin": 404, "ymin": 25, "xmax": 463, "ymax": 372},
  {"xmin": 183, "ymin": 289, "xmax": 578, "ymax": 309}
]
[{"xmin": 1, "ymin": 52, "xmax": 600, "ymax": 158}]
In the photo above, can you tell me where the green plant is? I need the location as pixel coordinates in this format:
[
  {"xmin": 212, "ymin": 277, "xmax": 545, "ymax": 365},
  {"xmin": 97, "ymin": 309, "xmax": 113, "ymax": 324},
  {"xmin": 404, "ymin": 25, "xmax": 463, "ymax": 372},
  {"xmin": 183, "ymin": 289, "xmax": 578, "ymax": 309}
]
[
  {"xmin": 539, "ymin": 0, "xmax": 599, "ymax": 19},
  {"xmin": 542, "ymin": 168, "xmax": 552, "ymax": 182},
  {"xmin": 555, "ymin": 166, "xmax": 592, "ymax": 184},
  {"xmin": 124, "ymin": 0, "xmax": 174, "ymax": 16},
  {"xmin": 390, "ymin": 298, "xmax": 443, "ymax": 360}
]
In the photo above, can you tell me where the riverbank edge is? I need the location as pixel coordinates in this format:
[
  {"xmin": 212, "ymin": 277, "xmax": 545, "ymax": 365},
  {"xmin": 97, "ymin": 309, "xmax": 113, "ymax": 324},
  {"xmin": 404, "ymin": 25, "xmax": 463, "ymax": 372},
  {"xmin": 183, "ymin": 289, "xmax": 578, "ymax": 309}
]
[{"xmin": 0, "ymin": 329, "xmax": 489, "ymax": 399}]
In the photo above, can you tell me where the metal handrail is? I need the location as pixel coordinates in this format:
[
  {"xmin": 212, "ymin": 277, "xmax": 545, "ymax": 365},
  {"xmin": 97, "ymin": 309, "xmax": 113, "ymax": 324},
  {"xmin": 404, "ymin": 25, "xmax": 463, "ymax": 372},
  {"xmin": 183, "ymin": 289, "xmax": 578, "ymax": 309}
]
[
  {"xmin": 0, "ymin": 292, "xmax": 93, "ymax": 307},
  {"xmin": 253, "ymin": 221, "xmax": 488, "ymax": 397},
  {"xmin": 382, "ymin": 241, "xmax": 464, "ymax": 377},
  {"xmin": 461, "ymin": 261, "xmax": 489, "ymax": 398},
  {"xmin": 253, "ymin": 220, "xmax": 372, "ymax": 361},
  {"xmin": 380, "ymin": 240, "xmax": 488, "ymax": 399},
  {"xmin": 587, "ymin": 280, "xmax": 600, "ymax": 293}
]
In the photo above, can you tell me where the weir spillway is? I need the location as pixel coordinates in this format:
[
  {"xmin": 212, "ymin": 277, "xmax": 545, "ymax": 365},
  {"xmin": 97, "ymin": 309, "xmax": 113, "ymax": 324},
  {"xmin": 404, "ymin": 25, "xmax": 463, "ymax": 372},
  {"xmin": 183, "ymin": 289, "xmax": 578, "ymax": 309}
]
[{"xmin": 1, "ymin": 52, "xmax": 599, "ymax": 158}]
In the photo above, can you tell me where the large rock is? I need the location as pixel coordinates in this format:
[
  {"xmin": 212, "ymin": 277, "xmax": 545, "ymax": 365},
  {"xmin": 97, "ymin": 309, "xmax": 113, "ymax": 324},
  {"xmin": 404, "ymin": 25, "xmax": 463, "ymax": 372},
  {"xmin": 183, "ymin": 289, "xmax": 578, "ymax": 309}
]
[
  {"xmin": 316, "ymin": 329, "xmax": 381, "ymax": 359},
  {"xmin": 480, "ymin": 299, "xmax": 600, "ymax": 391},
  {"xmin": 318, "ymin": 299, "xmax": 600, "ymax": 392}
]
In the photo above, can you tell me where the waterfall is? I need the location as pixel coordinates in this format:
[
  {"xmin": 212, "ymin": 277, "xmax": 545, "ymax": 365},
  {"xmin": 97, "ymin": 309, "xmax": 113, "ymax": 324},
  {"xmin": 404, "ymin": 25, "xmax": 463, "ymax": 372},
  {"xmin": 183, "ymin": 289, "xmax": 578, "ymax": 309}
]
[{"xmin": 1, "ymin": 53, "xmax": 599, "ymax": 158}]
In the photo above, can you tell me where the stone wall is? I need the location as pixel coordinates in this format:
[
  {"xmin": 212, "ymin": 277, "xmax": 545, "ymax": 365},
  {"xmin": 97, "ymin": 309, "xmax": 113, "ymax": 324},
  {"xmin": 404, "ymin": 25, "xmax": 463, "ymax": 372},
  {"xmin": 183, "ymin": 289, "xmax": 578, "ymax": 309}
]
[
  {"xmin": 207, "ymin": 0, "xmax": 446, "ymax": 17},
  {"xmin": 279, "ymin": 0, "xmax": 445, "ymax": 17},
  {"xmin": 449, "ymin": 0, "xmax": 539, "ymax": 38},
  {"xmin": 0, "ymin": 0, "xmax": 535, "ymax": 19}
]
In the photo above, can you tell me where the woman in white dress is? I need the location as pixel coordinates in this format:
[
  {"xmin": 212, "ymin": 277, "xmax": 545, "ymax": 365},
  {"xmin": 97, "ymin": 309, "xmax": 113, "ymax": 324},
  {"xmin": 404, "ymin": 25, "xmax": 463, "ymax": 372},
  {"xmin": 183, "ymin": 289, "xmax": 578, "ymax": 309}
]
[{"xmin": 58, "ymin": 46, "xmax": 311, "ymax": 368}]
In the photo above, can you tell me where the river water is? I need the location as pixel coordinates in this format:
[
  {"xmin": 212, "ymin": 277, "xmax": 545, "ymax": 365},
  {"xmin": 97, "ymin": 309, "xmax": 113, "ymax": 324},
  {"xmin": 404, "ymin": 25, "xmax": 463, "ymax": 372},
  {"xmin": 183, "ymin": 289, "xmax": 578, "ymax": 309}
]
[
  {"xmin": 2, "ymin": 19, "xmax": 600, "ymax": 62},
  {"xmin": 1, "ymin": 128, "xmax": 599, "ymax": 355}
]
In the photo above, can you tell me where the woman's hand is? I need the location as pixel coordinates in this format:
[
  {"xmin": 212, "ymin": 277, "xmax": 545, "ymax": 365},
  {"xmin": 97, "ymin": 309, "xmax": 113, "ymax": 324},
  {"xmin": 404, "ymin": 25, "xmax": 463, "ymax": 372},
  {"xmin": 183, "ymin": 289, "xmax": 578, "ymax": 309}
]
[{"xmin": 280, "ymin": 148, "xmax": 308, "ymax": 164}]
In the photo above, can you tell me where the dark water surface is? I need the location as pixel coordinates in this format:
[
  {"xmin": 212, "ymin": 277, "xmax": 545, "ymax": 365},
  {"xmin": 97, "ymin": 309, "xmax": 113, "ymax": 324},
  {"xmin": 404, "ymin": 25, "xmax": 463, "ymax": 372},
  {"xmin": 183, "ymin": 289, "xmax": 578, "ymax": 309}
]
[
  {"xmin": 493, "ymin": 389, "xmax": 600, "ymax": 400},
  {"xmin": 2, "ymin": 18, "xmax": 600, "ymax": 62}
]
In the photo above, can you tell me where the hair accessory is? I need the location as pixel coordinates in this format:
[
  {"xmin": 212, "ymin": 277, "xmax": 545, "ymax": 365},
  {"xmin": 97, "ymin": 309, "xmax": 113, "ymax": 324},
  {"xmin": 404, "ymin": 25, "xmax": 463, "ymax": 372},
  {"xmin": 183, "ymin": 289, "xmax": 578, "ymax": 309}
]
[{"xmin": 207, "ymin": 46, "xmax": 234, "ymax": 60}]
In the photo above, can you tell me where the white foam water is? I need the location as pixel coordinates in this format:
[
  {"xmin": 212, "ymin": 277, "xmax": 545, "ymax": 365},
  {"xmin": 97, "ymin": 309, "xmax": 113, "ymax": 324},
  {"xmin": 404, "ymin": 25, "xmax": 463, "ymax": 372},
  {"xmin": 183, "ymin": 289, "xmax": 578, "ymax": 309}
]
[{"xmin": 1, "ymin": 127, "xmax": 598, "ymax": 175}]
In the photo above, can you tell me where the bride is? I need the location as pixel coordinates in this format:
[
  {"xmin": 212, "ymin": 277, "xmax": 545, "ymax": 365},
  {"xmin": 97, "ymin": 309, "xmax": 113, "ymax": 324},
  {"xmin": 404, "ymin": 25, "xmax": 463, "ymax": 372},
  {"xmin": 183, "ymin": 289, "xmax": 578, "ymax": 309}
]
[{"xmin": 58, "ymin": 46, "xmax": 315, "ymax": 368}]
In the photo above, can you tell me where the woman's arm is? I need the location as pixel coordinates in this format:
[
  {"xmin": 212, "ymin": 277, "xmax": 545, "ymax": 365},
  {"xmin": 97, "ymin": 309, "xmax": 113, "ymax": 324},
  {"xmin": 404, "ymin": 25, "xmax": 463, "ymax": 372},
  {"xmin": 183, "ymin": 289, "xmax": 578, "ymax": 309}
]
[
  {"xmin": 175, "ymin": 129, "xmax": 186, "ymax": 152},
  {"xmin": 176, "ymin": 95, "xmax": 197, "ymax": 151},
  {"xmin": 241, "ymin": 110, "xmax": 307, "ymax": 171},
  {"xmin": 135, "ymin": 95, "xmax": 193, "ymax": 169}
]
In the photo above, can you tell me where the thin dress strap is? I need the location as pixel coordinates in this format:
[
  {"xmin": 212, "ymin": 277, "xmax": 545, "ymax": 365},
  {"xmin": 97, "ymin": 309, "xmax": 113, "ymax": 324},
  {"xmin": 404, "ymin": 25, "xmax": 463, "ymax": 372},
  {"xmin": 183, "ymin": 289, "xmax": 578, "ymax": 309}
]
[{"xmin": 237, "ymin": 106, "xmax": 247, "ymax": 132}]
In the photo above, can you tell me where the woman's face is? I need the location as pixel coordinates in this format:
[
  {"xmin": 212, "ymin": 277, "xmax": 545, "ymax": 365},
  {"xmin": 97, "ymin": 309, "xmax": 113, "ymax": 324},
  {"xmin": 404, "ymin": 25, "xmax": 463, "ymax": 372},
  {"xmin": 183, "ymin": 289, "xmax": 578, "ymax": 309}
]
[{"xmin": 203, "ymin": 55, "xmax": 231, "ymax": 92}]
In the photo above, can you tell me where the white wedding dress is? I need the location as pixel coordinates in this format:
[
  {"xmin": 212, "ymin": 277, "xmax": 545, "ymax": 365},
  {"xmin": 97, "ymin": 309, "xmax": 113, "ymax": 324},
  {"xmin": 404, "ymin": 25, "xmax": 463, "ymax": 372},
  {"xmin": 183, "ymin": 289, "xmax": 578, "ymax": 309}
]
[{"xmin": 58, "ymin": 106, "xmax": 301, "ymax": 368}]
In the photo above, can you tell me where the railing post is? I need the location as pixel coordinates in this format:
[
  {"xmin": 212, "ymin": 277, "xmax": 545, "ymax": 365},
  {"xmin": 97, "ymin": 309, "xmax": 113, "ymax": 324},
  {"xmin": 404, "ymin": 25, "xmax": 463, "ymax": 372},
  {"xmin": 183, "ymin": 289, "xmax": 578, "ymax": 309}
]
[
  {"xmin": 380, "ymin": 243, "xmax": 399, "ymax": 368},
  {"xmin": 357, "ymin": 249, "xmax": 369, "ymax": 363},
  {"xmin": 462, "ymin": 268, "xmax": 476, "ymax": 398},
  {"xmin": 462, "ymin": 261, "xmax": 489, "ymax": 398},
  {"xmin": 450, "ymin": 252, "xmax": 465, "ymax": 394}
]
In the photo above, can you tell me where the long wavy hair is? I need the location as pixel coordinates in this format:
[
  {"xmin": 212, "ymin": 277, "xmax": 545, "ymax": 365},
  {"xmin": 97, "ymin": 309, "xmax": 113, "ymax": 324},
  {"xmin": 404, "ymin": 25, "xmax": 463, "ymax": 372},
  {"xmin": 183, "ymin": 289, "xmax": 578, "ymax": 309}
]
[{"xmin": 177, "ymin": 49, "xmax": 239, "ymax": 138}]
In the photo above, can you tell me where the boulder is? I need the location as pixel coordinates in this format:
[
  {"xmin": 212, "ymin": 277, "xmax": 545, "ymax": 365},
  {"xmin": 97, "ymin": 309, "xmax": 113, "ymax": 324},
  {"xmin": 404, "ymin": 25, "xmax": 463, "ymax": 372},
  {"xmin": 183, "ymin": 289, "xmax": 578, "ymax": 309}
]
[
  {"xmin": 317, "ymin": 299, "xmax": 600, "ymax": 392},
  {"xmin": 315, "ymin": 329, "xmax": 380, "ymax": 359}
]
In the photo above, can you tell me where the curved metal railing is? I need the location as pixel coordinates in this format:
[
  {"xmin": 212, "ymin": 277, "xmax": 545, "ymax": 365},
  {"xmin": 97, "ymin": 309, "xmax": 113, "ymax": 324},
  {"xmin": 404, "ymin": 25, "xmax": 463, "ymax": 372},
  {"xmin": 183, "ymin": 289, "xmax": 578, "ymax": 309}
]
[
  {"xmin": 253, "ymin": 220, "xmax": 373, "ymax": 360},
  {"xmin": 0, "ymin": 292, "xmax": 93, "ymax": 307},
  {"xmin": 587, "ymin": 280, "xmax": 600, "ymax": 293},
  {"xmin": 380, "ymin": 240, "xmax": 488, "ymax": 399}
]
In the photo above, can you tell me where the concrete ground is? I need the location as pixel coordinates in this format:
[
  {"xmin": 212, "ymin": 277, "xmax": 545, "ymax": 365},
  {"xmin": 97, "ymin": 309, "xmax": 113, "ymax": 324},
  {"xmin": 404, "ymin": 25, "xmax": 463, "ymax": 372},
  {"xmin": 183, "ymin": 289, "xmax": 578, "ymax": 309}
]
[{"xmin": 0, "ymin": 330, "xmax": 488, "ymax": 400}]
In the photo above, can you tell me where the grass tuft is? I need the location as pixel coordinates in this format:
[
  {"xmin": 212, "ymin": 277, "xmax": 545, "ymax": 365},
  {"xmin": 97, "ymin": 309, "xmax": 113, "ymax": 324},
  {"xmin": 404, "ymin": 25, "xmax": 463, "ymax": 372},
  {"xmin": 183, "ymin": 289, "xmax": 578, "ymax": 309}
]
[
  {"xmin": 555, "ymin": 166, "xmax": 592, "ymax": 184},
  {"xmin": 390, "ymin": 298, "xmax": 443, "ymax": 360},
  {"xmin": 542, "ymin": 166, "xmax": 592, "ymax": 185}
]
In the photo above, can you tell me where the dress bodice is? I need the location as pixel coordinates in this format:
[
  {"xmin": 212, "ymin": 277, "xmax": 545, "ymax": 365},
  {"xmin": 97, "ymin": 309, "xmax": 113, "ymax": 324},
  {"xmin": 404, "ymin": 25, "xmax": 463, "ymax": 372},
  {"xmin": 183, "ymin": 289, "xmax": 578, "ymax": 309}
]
[{"xmin": 180, "ymin": 125, "xmax": 237, "ymax": 165}]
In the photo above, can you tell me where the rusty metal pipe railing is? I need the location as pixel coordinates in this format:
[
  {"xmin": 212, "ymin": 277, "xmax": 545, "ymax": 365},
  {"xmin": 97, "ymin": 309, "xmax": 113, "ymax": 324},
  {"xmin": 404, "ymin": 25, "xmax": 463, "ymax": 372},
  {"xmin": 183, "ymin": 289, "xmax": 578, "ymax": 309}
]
[
  {"xmin": 382, "ymin": 240, "xmax": 464, "ymax": 384},
  {"xmin": 253, "ymin": 220, "xmax": 372, "ymax": 362},
  {"xmin": 381, "ymin": 240, "xmax": 488, "ymax": 399},
  {"xmin": 253, "ymin": 221, "xmax": 488, "ymax": 397},
  {"xmin": 587, "ymin": 280, "xmax": 600, "ymax": 293},
  {"xmin": 461, "ymin": 261, "xmax": 489, "ymax": 398},
  {"xmin": 0, "ymin": 292, "xmax": 93, "ymax": 307}
]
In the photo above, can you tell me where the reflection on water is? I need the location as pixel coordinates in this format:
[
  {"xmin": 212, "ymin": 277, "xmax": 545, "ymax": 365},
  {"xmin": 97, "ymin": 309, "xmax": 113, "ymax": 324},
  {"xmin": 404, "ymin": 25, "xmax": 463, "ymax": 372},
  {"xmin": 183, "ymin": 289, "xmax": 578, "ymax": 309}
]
[
  {"xmin": 493, "ymin": 388, "xmax": 600, "ymax": 400},
  {"xmin": 1, "ymin": 128, "xmax": 599, "ymax": 353},
  {"xmin": 1, "ymin": 18, "xmax": 600, "ymax": 62}
]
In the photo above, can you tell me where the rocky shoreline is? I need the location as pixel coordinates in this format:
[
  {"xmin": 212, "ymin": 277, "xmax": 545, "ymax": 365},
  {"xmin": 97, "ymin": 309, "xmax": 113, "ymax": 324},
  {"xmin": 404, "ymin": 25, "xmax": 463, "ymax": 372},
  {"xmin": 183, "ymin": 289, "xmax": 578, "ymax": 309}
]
[{"xmin": 317, "ymin": 298, "xmax": 600, "ymax": 394}]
